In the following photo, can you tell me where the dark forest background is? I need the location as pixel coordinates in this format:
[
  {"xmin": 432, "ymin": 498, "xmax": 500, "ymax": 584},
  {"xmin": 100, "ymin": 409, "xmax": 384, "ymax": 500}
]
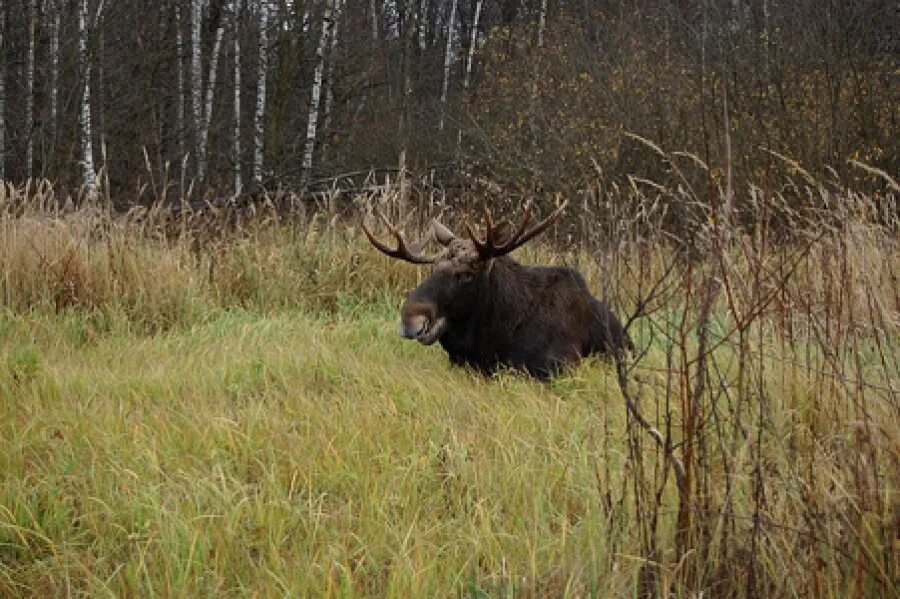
[{"xmin": 0, "ymin": 0, "xmax": 896, "ymax": 207}]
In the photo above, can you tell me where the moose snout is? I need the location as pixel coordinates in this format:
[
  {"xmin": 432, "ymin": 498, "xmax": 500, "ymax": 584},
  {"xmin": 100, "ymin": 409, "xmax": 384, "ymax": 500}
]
[
  {"xmin": 400, "ymin": 314, "xmax": 428, "ymax": 339},
  {"xmin": 399, "ymin": 300, "xmax": 447, "ymax": 345}
]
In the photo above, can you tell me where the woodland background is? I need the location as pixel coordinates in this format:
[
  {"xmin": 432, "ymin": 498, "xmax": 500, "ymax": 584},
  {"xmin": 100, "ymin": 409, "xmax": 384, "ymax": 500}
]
[{"xmin": 0, "ymin": 0, "xmax": 896, "ymax": 209}]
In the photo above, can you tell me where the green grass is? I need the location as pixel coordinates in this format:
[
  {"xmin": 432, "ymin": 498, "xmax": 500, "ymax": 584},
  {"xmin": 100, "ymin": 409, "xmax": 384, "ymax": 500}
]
[
  {"xmin": 4, "ymin": 297, "xmax": 893, "ymax": 597},
  {"xmin": 0, "ymin": 306, "xmax": 638, "ymax": 597}
]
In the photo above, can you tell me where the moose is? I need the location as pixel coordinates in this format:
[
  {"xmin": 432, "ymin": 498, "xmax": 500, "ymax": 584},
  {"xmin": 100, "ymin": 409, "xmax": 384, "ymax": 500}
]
[{"xmin": 363, "ymin": 202, "xmax": 632, "ymax": 378}]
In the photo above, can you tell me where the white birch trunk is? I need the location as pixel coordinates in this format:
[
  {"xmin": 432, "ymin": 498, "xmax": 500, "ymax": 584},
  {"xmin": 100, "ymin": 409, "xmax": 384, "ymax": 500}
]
[
  {"xmin": 457, "ymin": 0, "xmax": 483, "ymax": 157},
  {"xmin": 79, "ymin": 0, "xmax": 97, "ymax": 198},
  {"xmin": 50, "ymin": 3, "xmax": 60, "ymax": 144},
  {"xmin": 417, "ymin": 1, "xmax": 426, "ymax": 50},
  {"xmin": 175, "ymin": 4, "xmax": 185, "ymax": 157},
  {"xmin": 369, "ymin": 0, "xmax": 377, "ymax": 40},
  {"xmin": 196, "ymin": 8, "xmax": 226, "ymax": 184},
  {"xmin": 537, "ymin": 0, "xmax": 547, "ymax": 47},
  {"xmin": 0, "ymin": 2, "xmax": 5, "ymax": 181},
  {"xmin": 438, "ymin": 0, "xmax": 457, "ymax": 131},
  {"xmin": 299, "ymin": 0, "xmax": 337, "ymax": 189},
  {"xmin": 763, "ymin": 0, "xmax": 771, "ymax": 83},
  {"xmin": 191, "ymin": 0, "xmax": 202, "ymax": 179},
  {"xmin": 321, "ymin": 0, "xmax": 341, "ymax": 140},
  {"xmin": 25, "ymin": 0, "xmax": 36, "ymax": 179},
  {"xmin": 233, "ymin": 0, "xmax": 241, "ymax": 195},
  {"xmin": 463, "ymin": 0, "xmax": 483, "ymax": 90},
  {"xmin": 398, "ymin": 2, "xmax": 416, "ymax": 209},
  {"xmin": 252, "ymin": 0, "xmax": 268, "ymax": 185}
]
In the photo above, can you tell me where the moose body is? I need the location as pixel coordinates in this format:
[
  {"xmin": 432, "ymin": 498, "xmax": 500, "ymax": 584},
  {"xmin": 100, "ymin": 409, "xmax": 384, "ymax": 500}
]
[{"xmin": 364, "ymin": 203, "xmax": 630, "ymax": 378}]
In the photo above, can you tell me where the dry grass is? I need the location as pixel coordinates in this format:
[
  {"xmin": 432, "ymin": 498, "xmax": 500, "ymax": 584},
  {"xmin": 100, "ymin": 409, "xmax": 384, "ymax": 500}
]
[{"xmin": 0, "ymin": 178, "xmax": 897, "ymax": 597}]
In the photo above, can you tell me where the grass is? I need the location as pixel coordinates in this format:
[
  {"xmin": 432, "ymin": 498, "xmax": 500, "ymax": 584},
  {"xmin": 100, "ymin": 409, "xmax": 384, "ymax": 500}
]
[
  {"xmin": 1, "ymin": 306, "xmax": 633, "ymax": 597},
  {"xmin": 0, "ymin": 182, "xmax": 897, "ymax": 597}
]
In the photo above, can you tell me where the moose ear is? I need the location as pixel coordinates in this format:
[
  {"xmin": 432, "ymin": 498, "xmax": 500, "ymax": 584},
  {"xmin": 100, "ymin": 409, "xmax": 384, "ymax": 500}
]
[{"xmin": 432, "ymin": 220, "xmax": 456, "ymax": 246}]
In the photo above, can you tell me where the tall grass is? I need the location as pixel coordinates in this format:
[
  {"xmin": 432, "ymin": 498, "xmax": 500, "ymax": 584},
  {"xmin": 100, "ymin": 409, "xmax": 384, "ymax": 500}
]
[{"xmin": 0, "ymin": 175, "xmax": 897, "ymax": 597}]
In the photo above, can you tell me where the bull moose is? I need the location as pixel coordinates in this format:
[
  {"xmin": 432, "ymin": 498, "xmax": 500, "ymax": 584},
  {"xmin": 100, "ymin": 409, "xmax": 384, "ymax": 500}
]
[{"xmin": 363, "ymin": 202, "xmax": 631, "ymax": 378}]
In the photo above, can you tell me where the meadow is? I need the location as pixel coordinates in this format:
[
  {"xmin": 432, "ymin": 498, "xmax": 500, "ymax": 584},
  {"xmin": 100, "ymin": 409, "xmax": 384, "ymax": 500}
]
[{"xmin": 0, "ymin": 178, "xmax": 897, "ymax": 597}]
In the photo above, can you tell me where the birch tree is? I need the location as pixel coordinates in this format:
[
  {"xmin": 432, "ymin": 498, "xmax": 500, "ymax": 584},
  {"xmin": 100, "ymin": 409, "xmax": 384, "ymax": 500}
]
[
  {"xmin": 0, "ymin": 1, "xmax": 5, "ymax": 181},
  {"xmin": 25, "ymin": 0, "xmax": 36, "ymax": 178},
  {"xmin": 537, "ymin": 0, "xmax": 547, "ymax": 48},
  {"xmin": 233, "ymin": 0, "xmax": 241, "ymax": 195},
  {"xmin": 321, "ymin": 0, "xmax": 342, "ymax": 146},
  {"xmin": 252, "ymin": 0, "xmax": 268, "ymax": 186},
  {"xmin": 200, "ymin": 14, "xmax": 226, "ymax": 183},
  {"xmin": 79, "ymin": 0, "xmax": 97, "ymax": 198},
  {"xmin": 463, "ymin": 0, "xmax": 483, "ymax": 91},
  {"xmin": 175, "ymin": 4, "xmax": 185, "ymax": 157},
  {"xmin": 299, "ymin": 0, "xmax": 339, "ymax": 190},
  {"xmin": 457, "ymin": 0, "xmax": 482, "ymax": 156},
  {"xmin": 438, "ymin": 0, "xmax": 457, "ymax": 131},
  {"xmin": 190, "ymin": 0, "xmax": 202, "ymax": 179},
  {"xmin": 49, "ymin": 0, "xmax": 60, "ymax": 147},
  {"xmin": 398, "ymin": 1, "xmax": 417, "ymax": 206},
  {"xmin": 192, "ymin": 0, "xmax": 226, "ymax": 184}
]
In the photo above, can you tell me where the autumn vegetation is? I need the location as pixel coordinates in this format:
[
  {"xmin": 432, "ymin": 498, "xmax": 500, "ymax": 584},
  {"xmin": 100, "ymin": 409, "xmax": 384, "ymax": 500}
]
[{"xmin": 1, "ymin": 158, "xmax": 897, "ymax": 596}]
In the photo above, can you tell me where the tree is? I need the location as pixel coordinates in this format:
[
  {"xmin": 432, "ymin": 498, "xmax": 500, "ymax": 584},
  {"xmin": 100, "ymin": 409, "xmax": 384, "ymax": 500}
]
[
  {"xmin": 196, "ymin": 0, "xmax": 226, "ymax": 185},
  {"xmin": 233, "ymin": 0, "xmax": 241, "ymax": 195},
  {"xmin": 48, "ymin": 0, "xmax": 61, "ymax": 156},
  {"xmin": 175, "ymin": 3, "xmax": 185, "ymax": 159},
  {"xmin": 299, "ymin": 0, "xmax": 340, "ymax": 190},
  {"xmin": 191, "ymin": 0, "xmax": 201, "ymax": 179},
  {"xmin": 79, "ymin": 0, "xmax": 97, "ymax": 198},
  {"xmin": 0, "ymin": 0, "xmax": 5, "ymax": 181},
  {"xmin": 252, "ymin": 0, "xmax": 267, "ymax": 186},
  {"xmin": 25, "ymin": 0, "xmax": 35, "ymax": 179},
  {"xmin": 438, "ymin": 0, "xmax": 457, "ymax": 131}
]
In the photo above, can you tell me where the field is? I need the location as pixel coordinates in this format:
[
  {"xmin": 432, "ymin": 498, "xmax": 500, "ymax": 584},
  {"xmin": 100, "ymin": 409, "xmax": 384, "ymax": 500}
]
[{"xmin": 1, "ymin": 182, "xmax": 897, "ymax": 597}]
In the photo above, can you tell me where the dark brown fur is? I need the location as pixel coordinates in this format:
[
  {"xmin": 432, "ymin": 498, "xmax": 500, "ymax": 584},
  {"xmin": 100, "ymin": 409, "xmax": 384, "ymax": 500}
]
[
  {"xmin": 403, "ymin": 254, "xmax": 631, "ymax": 378},
  {"xmin": 365, "ymin": 204, "xmax": 631, "ymax": 378}
]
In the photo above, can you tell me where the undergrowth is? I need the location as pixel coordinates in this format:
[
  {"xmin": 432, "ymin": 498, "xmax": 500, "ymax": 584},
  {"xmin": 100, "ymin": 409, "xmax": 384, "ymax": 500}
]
[{"xmin": 0, "ymin": 179, "xmax": 897, "ymax": 597}]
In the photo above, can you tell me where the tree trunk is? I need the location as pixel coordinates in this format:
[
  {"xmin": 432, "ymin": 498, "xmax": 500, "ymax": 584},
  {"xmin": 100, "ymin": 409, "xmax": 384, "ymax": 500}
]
[
  {"xmin": 417, "ymin": 1, "xmax": 426, "ymax": 50},
  {"xmin": 321, "ymin": 0, "xmax": 342, "ymax": 149},
  {"xmin": 299, "ymin": 0, "xmax": 338, "ymax": 190},
  {"xmin": 175, "ymin": 3, "xmax": 185, "ymax": 159},
  {"xmin": 537, "ymin": 0, "xmax": 547, "ymax": 47},
  {"xmin": 233, "ymin": 0, "xmax": 241, "ymax": 195},
  {"xmin": 438, "ymin": 0, "xmax": 457, "ymax": 131},
  {"xmin": 252, "ymin": 0, "xmax": 268, "ymax": 186},
  {"xmin": 457, "ymin": 0, "xmax": 483, "ymax": 158},
  {"xmin": 25, "ymin": 0, "xmax": 36, "ymax": 179},
  {"xmin": 0, "ymin": 0, "xmax": 5, "ymax": 181},
  {"xmin": 463, "ymin": 0, "xmax": 483, "ymax": 90},
  {"xmin": 191, "ymin": 0, "xmax": 202, "ymax": 181},
  {"xmin": 198, "ymin": 8, "xmax": 226, "ymax": 185},
  {"xmin": 79, "ymin": 0, "xmax": 97, "ymax": 198},
  {"xmin": 398, "ymin": 1, "xmax": 417, "ymax": 208},
  {"xmin": 50, "ymin": 1, "xmax": 60, "ymax": 149}
]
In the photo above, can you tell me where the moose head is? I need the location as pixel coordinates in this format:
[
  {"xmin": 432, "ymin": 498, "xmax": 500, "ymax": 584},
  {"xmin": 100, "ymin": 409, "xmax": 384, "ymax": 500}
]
[{"xmin": 363, "ymin": 202, "xmax": 630, "ymax": 377}]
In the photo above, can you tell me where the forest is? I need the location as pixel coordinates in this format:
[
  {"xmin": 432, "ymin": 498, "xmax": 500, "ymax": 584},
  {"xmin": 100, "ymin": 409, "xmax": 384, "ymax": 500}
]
[{"xmin": 0, "ymin": 0, "xmax": 895, "ymax": 206}]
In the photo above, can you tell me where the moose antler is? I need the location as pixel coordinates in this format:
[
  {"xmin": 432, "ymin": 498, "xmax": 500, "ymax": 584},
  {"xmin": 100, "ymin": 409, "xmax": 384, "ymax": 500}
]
[
  {"xmin": 466, "ymin": 200, "xmax": 568, "ymax": 259},
  {"xmin": 362, "ymin": 211, "xmax": 443, "ymax": 264}
]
